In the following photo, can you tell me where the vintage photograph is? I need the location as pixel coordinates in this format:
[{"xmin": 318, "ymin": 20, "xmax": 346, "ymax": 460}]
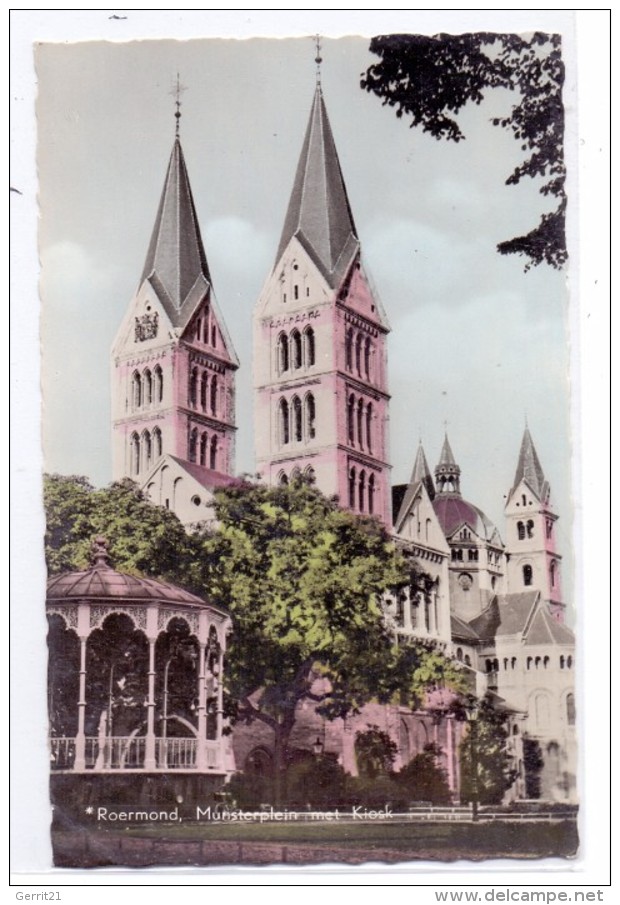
[{"xmin": 34, "ymin": 26, "xmax": 578, "ymax": 869}]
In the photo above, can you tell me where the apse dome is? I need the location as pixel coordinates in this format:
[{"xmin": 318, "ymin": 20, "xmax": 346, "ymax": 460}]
[{"xmin": 433, "ymin": 494, "xmax": 499, "ymax": 542}]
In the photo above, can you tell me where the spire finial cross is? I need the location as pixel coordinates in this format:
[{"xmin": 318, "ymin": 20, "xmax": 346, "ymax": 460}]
[
  {"xmin": 314, "ymin": 34, "xmax": 323, "ymax": 87},
  {"xmin": 170, "ymin": 72, "xmax": 187, "ymax": 137}
]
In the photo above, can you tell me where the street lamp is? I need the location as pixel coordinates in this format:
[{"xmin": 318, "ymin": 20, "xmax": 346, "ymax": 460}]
[
  {"xmin": 464, "ymin": 698, "xmax": 480, "ymax": 822},
  {"xmin": 312, "ymin": 736, "xmax": 324, "ymax": 757}
]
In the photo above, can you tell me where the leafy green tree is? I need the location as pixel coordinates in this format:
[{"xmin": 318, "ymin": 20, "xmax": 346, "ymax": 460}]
[
  {"xmin": 457, "ymin": 695, "xmax": 518, "ymax": 806},
  {"xmin": 192, "ymin": 477, "xmax": 465, "ymax": 802},
  {"xmin": 396, "ymin": 742, "xmax": 452, "ymax": 804},
  {"xmin": 361, "ymin": 32, "xmax": 566, "ymax": 270},
  {"xmin": 44, "ymin": 474, "xmax": 197, "ymax": 583},
  {"xmin": 523, "ymin": 736, "xmax": 544, "ymax": 799},
  {"xmin": 354, "ymin": 725, "xmax": 398, "ymax": 779}
]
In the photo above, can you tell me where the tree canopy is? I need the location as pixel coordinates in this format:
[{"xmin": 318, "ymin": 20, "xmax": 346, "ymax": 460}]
[
  {"xmin": 44, "ymin": 474, "xmax": 197, "ymax": 583},
  {"xmin": 191, "ymin": 477, "xmax": 466, "ymax": 784},
  {"xmin": 457, "ymin": 695, "xmax": 518, "ymax": 806},
  {"xmin": 361, "ymin": 32, "xmax": 566, "ymax": 270}
]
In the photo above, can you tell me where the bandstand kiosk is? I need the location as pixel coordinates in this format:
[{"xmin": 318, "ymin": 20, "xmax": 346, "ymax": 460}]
[{"xmin": 47, "ymin": 537, "xmax": 233, "ymax": 815}]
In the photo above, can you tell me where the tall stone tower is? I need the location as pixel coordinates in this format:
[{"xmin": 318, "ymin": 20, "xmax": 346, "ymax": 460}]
[
  {"xmin": 111, "ymin": 119, "xmax": 238, "ymax": 523},
  {"xmin": 504, "ymin": 427, "xmax": 564, "ymax": 620},
  {"xmin": 253, "ymin": 85, "xmax": 391, "ymax": 525}
]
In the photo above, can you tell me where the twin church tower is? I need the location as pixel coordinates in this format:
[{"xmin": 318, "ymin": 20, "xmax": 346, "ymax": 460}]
[
  {"xmin": 110, "ymin": 78, "xmax": 563, "ymax": 627},
  {"xmin": 111, "ymin": 82, "xmax": 391, "ymax": 526}
]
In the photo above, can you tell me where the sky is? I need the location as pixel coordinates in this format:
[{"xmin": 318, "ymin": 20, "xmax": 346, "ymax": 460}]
[
  {"xmin": 10, "ymin": 10, "xmax": 612, "ymax": 883},
  {"xmin": 36, "ymin": 27, "xmax": 572, "ymax": 546}
]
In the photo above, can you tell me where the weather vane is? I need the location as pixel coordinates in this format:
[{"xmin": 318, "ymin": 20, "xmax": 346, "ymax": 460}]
[
  {"xmin": 314, "ymin": 34, "xmax": 322, "ymax": 86},
  {"xmin": 170, "ymin": 73, "xmax": 187, "ymax": 137}
]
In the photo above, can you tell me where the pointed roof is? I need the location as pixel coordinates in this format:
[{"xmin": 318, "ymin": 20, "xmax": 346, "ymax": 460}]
[
  {"xmin": 511, "ymin": 427, "xmax": 549, "ymax": 502},
  {"xmin": 394, "ymin": 442, "xmax": 436, "ymax": 528},
  {"xmin": 438, "ymin": 434, "xmax": 457, "ymax": 468},
  {"xmin": 275, "ymin": 87, "xmax": 359, "ymax": 288},
  {"xmin": 140, "ymin": 137, "xmax": 212, "ymax": 326},
  {"xmin": 410, "ymin": 443, "xmax": 435, "ymax": 498}
]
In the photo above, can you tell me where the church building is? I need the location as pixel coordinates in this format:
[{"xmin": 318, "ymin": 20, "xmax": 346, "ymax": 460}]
[{"xmin": 109, "ymin": 74, "xmax": 576, "ymax": 802}]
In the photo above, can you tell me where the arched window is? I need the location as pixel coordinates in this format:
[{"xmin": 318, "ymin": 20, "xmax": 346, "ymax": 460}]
[
  {"xmin": 278, "ymin": 332, "xmax": 289, "ymax": 373},
  {"xmin": 550, "ymin": 561, "xmax": 557, "ymax": 588},
  {"xmin": 366, "ymin": 403, "xmax": 373, "ymax": 452},
  {"xmin": 523, "ymin": 564, "xmax": 533, "ymax": 586},
  {"xmin": 364, "ymin": 337, "xmax": 371, "ymax": 378},
  {"xmin": 304, "ymin": 466, "xmax": 316, "ymax": 484},
  {"xmin": 566, "ymin": 693, "xmax": 576, "ymax": 726},
  {"xmin": 456, "ymin": 647, "xmax": 463, "ymax": 662},
  {"xmin": 130, "ymin": 432, "xmax": 140, "ymax": 475},
  {"xmin": 347, "ymin": 395, "xmax": 355, "ymax": 444},
  {"xmin": 345, "ymin": 328, "xmax": 353, "ymax": 370},
  {"xmin": 543, "ymin": 656, "xmax": 550, "ymax": 669},
  {"xmin": 200, "ymin": 372, "xmax": 208, "ymax": 411},
  {"xmin": 189, "ymin": 368, "xmax": 198, "ymax": 408},
  {"xmin": 567, "ymin": 655, "xmax": 573, "ymax": 669},
  {"xmin": 203, "ymin": 316, "xmax": 209, "ymax": 344},
  {"xmin": 526, "ymin": 657, "xmax": 533, "ymax": 670},
  {"xmin": 152, "ymin": 426, "xmax": 162, "ymax": 459},
  {"xmin": 304, "ymin": 327, "xmax": 315, "ymax": 367},
  {"xmin": 503, "ymin": 658, "xmax": 509, "ymax": 670},
  {"xmin": 132, "ymin": 371, "xmax": 142, "ymax": 410},
  {"xmin": 153, "ymin": 365, "xmax": 163, "ymax": 403},
  {"xmin": 517, "ymin": 521, "xmax": 525, "ymax": 540},
  {"xmin": 355, "ymin": 333, "xmax": 362, "ymax": 373},
  {"xmin": 527, "ymin": 519, "xmax": 534, "ymax": 538},
  {"xmin": 195, "ymin": 317, "xmax": 202, "ymax": 341},
  {"xmin": 305, "ymin": 393, "xmax": 316, "ymax": 439},
  {"xmin": 279, "ymin": 398, "xmax": 289, "ymax": 446},
  {"xmin": 210, "ymin": 375, "xmax": 218, "ymax": 415},
  {"xmin": 211, "ymin": 325, "xmax": 217, "ymax": 347},
  {"xmin": 511, "ymin": 657, "xmax": 517, "ymax": 669},
  {"xmin": 292, "ymin": 396, "xmax": 302, "ymax": 442},
  {"xmin": 278, "ymin": 472, "xmax": 288, "ymax": 486},
  {"xmin": 142, "ymin": 429, "xmax": 152, "ymax": 471},
  {"xmin": 290, "ymin": 330, "xmax": 302, "ymax": 369},
  {"xmin": 368, "ymin": 474, "xmax": 375, "ymax": 515},
  {"xmin": 349, "ymin": 467, "xmax": 356, "ymax": 508},
  {"xmin": 188, "ymin": 428, "xmax": 198, "ymax": 463},
  {"xmin": 200, "ymin": 432, "xmax": 208, "ymax": 466},
  {"xmin": 143, "ymin": 369, "xmax": 152, "ymax": 406},
  {"xmin": 357, "ymin": 399, "xmax": 364, "ymax": 448},
  {"xmin": 358, "ymin": 470, "xmax": 366, "ymax": 512},
  {"xmin": 210, "ymin": 435, "xmax": 218, "ymax": 470},
  {"xmin": 464, "ymin": 654, "xmax": 471, "ymax": 666}
]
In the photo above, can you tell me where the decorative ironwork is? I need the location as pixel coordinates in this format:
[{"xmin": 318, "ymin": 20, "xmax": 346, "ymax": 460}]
[
  {"xmin": 134, "ymin": 312, "xmax": 159, "ymax": 342},
  {"xmin": 47, "ymin": 605, "xmax": 79, "ymax": 629},
  {"xmin": 90, "ymin": 605, "xmax": 147, "ymax": 631},
  {"xmin": 158, "ymin": 609, "xmax": 198, "ymax": 635}
]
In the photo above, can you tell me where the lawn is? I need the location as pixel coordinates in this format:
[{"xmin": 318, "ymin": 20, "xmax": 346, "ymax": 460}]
[{"xmin": 121, "ymin": 817, "xmax": 579, "ymax": 859}]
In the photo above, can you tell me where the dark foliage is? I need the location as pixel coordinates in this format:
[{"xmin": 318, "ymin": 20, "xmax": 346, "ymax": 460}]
[
  {"xmin": 361, "ymin": 32, "xmax": 566, "ymax": 270},
  {"xmin": 396, "ymin": 742, "xmax": 452, "ymax": 804}
]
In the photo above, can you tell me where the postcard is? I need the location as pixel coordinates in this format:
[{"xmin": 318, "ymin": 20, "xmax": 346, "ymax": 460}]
[{"xmin": 11, "ymin": 10, "xmax": 610, "ymax": 884}]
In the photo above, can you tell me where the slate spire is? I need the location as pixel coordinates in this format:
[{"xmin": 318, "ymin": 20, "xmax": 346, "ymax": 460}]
[
  {"xmin": 512, "ymin": 427, "xmax": 549, "ymax": 502},
  {"xmin": 410, "ymin": 442, "xmax": 436, "ymax": 501},
  {"xmin": 140, "ymin": 137, "xmax": 212, "ymax": 323},
  {"xmin": 435, "ymin": 434, "xmax": 461, "ymax": 495},
  {"xmin": 275, "ymin": 86, "xmax": 359, "ymax": 288}
]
